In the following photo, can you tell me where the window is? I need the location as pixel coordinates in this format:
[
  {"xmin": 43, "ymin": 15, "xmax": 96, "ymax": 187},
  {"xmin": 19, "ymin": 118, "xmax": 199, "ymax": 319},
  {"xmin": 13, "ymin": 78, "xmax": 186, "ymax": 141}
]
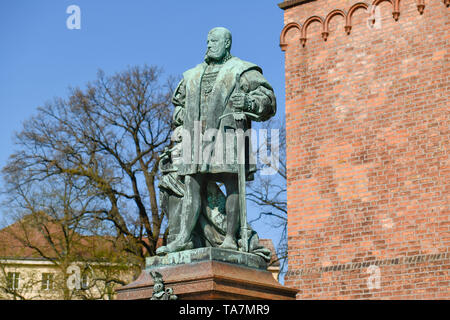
[
  {"xmin": 41, "ymin": 273, "xmax": 54, "ymax": 290},
  {"xmin": 6, "ymin": 272, "xmax": 20, "ymax": 290}
]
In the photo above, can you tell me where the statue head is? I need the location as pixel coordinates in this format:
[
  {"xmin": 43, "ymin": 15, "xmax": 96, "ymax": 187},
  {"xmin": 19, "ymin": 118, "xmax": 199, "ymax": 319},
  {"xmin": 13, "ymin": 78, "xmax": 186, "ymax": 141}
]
[{"xmin": 205, "ymin": 27, "xmax": 232, "ymax": 63}]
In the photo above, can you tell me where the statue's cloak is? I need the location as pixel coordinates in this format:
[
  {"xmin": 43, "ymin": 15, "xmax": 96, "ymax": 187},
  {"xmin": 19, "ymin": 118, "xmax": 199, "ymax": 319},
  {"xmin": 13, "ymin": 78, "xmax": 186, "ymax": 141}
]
[{"xmin": 177, "ymin": 57, "xmax": 275, "ymax": 178}]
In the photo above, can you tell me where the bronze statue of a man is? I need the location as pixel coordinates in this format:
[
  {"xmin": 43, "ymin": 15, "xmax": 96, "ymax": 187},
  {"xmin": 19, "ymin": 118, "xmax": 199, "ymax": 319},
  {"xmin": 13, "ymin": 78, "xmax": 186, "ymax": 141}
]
[{"xmin": 156, "ymin": 27, "xmax": 276, "ymax": 255}]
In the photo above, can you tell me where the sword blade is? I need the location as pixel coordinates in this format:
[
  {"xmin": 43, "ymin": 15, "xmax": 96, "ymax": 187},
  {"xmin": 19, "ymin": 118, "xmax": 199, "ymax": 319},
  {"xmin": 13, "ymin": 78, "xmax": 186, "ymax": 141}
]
[
  {"xmin": 238, "ymin": 161, "xmax": 248, "ymax": 252},
  {"xmin": 236, "ymin": 117, "xmax": 249, "ymax": 253}
]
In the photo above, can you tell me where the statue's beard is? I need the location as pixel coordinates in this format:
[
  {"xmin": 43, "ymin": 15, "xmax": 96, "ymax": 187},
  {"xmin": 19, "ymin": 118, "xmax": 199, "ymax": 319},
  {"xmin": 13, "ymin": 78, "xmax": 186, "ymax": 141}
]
[{"xmin": 205, "ymin": 50, "xmax": 229, "ymax": 64}]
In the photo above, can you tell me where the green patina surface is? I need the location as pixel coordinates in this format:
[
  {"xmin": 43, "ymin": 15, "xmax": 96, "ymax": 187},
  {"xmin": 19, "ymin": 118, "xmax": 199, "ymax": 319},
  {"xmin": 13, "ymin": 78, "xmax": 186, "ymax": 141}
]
[
  {"xmin": 146, "ymin": 247, "xmax": 268, "ymax": 270},
  {"xmin": 156, "ymin": 27, "xmax": 275, "ymax": 262}
]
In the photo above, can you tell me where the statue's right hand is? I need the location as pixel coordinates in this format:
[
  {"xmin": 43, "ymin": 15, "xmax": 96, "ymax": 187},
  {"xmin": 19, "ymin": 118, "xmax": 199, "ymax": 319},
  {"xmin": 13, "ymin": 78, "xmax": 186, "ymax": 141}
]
[{"xmin": 230, "ymin": 92, "xmax": 246, "ymax": 112}]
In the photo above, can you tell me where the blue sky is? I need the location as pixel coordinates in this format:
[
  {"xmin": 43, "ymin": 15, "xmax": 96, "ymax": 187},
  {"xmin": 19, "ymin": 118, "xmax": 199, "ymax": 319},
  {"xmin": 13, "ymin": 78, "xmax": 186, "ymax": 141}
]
[{"xmin": 0, "ymin": 0, "xmax": 286, "ymax": 262}]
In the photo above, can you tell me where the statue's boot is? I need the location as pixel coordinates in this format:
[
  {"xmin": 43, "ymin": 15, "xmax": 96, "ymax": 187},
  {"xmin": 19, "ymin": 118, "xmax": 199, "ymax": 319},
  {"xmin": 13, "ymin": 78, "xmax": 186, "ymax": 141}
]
[
  {"xmin": 156, "ymin": 239, "xmax": 193, "ymax": 256},
  {"xmin": 219, "ymin": 235, "xmax": 238, "ymax": 250}
]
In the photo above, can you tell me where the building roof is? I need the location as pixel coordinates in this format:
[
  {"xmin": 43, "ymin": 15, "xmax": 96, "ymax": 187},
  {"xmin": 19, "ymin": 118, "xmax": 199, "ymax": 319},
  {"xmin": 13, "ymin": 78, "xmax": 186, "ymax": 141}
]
[
  {"xmin": 0, "ymin": 213, "xmax": 280, "ymax": 267},
  {"xmin": 0, "ymin": 213, "xmax": 119, "ymax": 261}
]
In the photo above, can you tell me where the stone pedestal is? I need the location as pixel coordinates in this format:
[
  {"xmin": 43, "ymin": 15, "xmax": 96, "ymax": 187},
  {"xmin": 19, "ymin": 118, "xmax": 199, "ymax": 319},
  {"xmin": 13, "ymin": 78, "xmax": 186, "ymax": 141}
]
[{"xmin": 116, "ymin": 248, "xmax": 297, "ymax": 300}]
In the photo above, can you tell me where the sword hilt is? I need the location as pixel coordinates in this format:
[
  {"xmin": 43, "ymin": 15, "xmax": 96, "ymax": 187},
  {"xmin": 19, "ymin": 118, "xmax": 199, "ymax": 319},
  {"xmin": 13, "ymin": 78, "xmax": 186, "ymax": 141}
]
[{"xmin": 219, "ymin": 111, "xmax": 258, "ymax": 121}]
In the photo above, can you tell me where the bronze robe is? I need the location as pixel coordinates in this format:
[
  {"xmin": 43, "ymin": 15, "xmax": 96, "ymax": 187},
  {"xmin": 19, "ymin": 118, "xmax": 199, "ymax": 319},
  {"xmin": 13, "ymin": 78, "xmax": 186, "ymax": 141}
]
[{"xmin": 172, "ymin": 57, "xmax": 276, "ymax": 178}]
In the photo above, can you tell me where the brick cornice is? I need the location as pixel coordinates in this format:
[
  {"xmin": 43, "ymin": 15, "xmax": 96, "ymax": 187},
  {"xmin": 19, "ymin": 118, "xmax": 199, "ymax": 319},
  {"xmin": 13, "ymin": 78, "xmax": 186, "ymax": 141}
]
[
  {"xmin": 279, "ymin": 0, "xmax": 450, "ymax": 49},
  {"xmin": 286, "ymin": 252, "xmax": 450, "ymax": 277},
  {"xmin": 278, "ymin": 0, "xmax": 317, "ymax": 10}
]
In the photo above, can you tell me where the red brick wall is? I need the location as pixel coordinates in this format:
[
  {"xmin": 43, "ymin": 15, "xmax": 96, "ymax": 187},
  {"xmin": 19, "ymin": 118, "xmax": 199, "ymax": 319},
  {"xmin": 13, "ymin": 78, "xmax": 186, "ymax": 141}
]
[{"xmin": 280, "ymin": 0, "xmax": 449, "ymax": 299}]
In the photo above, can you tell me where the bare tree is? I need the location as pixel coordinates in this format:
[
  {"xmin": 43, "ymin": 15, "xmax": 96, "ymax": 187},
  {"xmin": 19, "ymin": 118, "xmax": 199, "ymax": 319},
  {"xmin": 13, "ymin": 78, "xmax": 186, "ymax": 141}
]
[
  {"xmin": 247, "ymin": 118, "xmax": 287, "ymax": 280},
  {"xmin": 0, "ymin": 171, "xmax": 137, "ymax": 299},
  {"xmin": 2, "ymin": 65, "xmax": 176, "ymax": 271}
]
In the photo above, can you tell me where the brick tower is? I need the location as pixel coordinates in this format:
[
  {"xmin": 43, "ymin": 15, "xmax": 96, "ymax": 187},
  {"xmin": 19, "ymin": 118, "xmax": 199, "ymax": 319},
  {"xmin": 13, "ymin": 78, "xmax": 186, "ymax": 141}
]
[{"xmin": 279, "ymin": 0, "xmax": 449, "ymax": 299}]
